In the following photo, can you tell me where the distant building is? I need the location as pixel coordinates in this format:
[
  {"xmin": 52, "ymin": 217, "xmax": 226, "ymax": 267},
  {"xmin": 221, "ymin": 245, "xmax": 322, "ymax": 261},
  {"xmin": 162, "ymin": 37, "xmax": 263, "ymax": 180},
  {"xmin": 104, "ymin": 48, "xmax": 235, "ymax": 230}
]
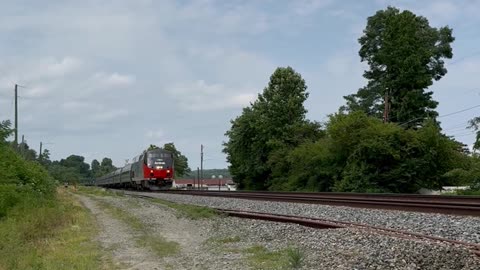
[{"xmin": 173, "ymin": 178, "xmax": 236, "ymax": 191}]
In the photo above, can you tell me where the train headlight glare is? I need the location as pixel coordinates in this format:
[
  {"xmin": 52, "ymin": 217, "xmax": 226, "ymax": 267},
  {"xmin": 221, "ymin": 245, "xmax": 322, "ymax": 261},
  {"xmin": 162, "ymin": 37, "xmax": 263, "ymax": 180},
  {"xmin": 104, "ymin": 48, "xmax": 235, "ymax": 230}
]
[
  {"xmin": 150, "ymin": 170, "xmax": 153, "ymax": 173},
  {"xmin": 167, "ymin": 170, "xmax": 170, "ymax": 173}
]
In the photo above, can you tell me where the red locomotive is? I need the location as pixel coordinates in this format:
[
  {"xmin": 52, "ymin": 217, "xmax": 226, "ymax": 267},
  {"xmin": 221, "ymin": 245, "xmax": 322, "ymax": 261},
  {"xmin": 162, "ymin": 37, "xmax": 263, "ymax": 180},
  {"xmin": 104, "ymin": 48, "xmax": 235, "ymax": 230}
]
[{"xmin": 95, "ymin": 148, "xmax": 174, "ymax": 190}]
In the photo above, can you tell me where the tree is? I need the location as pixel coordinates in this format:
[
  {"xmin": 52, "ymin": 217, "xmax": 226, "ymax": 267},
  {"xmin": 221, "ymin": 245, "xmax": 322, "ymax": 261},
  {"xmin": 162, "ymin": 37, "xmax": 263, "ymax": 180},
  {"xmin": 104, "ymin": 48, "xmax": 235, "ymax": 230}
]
[
  {"xmin": 468, "ymin": 116, "xmax": 480, "ymax": 152},
  {"xmin": 59, "ymin": 155, "xmax": 91, "ymax": 179},
  {"xmin": 148, "ymin": 144, "xmax": 160, "ymax": 150},
  {"xmin": 100, "ymin": 157, "xmax": 116, "ymax": 175},
  {"xmin": 39, "ymin": 149, "xmax": 52, "ymax": 168},
  {"xmin": 91, "ymin": 159, "xmax": 101, "ymax": 177},
  {"xmin": 224, "ymin": 66, "xmax": 321, "ymax": 190},
  {"xmin": 162, "ymin": 143, "xmax": 190, "ymax": 177},
  {"xmin": 274, "ymin": 112, "xmax": 463, "ymax": 193},
  {"xmin": 0, "ymin": 120, "xmax": 13, "ymax": 144},
  {"xmin": 344, "ymin": 6, "xmax": 454, "ymax": 127}
]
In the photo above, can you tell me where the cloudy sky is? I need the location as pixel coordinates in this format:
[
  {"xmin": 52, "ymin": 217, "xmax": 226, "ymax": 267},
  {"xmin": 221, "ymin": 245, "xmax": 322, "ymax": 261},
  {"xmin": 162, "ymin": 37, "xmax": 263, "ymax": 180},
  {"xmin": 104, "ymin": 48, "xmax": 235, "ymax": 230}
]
[{"xmin": 0, "ymin": 0, "xmax": 479, "ymax": 169}]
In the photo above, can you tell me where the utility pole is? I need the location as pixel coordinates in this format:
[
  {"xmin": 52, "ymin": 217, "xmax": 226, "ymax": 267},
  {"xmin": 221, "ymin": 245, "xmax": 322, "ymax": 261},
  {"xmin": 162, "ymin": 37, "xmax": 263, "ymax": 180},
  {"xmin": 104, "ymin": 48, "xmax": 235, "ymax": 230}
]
[
  {"xmin": 14, "ymin": 84, "xmax": 18, "ymax": 146},
  {"xmin": 200, "ymin": 144, "xmax": 204, "ymax": 187},
  {"xmin": 197, "ymin": 167, "xmax": 200, "ymax": 190},
  {"xmin": 39, "ymin": 142, "xmax": 42, "ymax": 160}
]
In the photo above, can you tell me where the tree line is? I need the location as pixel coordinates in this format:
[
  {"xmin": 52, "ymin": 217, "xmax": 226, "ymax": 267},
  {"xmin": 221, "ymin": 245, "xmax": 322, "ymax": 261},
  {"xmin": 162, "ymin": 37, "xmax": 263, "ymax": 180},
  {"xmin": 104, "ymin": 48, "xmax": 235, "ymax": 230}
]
[
  {"xmin": 1, "ymin": 119, "xmax": 191, "ymax": 188},
  {"xmin": 223, "ymin": 6, "xmax": 480, "ymax": 193}
]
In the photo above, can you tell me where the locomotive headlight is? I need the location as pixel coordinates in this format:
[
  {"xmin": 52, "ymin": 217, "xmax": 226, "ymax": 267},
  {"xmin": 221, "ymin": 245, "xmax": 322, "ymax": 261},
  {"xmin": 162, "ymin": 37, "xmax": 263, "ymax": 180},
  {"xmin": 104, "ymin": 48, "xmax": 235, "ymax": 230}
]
[
  {"xmin": 166, "ymin": 170, "xmax": 171, "ymax": 173},
  {"xmin": 150, "ymin": 170, "xmax": 154, "ymax": 173}
]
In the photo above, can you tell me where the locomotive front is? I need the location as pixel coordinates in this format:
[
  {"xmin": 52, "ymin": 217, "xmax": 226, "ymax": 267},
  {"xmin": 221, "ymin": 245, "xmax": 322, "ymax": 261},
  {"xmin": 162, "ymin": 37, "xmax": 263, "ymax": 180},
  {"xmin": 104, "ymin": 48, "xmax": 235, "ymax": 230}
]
[{"xmin": 144, "ymin": 149, "xmax": 174, "ymax": 188}]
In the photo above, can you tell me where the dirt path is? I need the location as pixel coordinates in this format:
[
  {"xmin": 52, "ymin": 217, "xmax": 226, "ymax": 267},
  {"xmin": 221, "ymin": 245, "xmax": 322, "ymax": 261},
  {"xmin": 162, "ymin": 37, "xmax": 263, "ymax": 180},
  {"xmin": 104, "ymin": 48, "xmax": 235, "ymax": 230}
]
[
  {"xmin": 76, "ymin": 194, "xmax": 247, "ymax": 270},
  {"xmin": 77, "ymin": 195, "xmax": 164, "ymax": 270},
  {"xmin": 94, "ymin": 196, "xmax": 246, "ymax": 269}
]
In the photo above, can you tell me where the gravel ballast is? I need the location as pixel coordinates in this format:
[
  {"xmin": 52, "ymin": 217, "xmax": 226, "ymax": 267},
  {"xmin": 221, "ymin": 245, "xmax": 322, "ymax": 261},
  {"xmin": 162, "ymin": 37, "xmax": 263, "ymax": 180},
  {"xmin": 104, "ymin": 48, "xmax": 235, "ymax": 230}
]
[
  {"xmin": 131, "ymin": 191, "xmax": 480, "ymax": 244},
  {"xmin": 90, "ymin": 192, "xmax": 480, "ymax": 269}
]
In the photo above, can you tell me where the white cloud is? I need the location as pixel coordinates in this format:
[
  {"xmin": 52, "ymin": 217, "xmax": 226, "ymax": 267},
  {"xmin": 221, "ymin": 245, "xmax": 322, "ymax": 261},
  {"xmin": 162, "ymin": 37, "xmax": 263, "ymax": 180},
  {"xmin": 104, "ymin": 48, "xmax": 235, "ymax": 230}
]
[
  {"xmin": 23, "ymin": 85, "xmax": 52, "ymax": 98},
  {"xmin": 146, "ymin": 129, "xmax": 165, "ymax": 139},
  {"xmin": 61, "ymin": 101, "xmax": 97, "ymax": 112},
  {"xmin": 93, "ymin": 72, "xmax": 136, "ymax": 88},
  {"xmin": 43, "ymin": 57, "xmax": 82, "ymax": 77},
  {"xmin": 293, "ymin": 0, "xmax": 333, "ymax": 15},
  {"xmin": 91, "ymin": 109, "xmax": 129, "ymax": 122},
  {"xmin": 167, "ymin": 80, "xmax": 256, "ymax": 111}
]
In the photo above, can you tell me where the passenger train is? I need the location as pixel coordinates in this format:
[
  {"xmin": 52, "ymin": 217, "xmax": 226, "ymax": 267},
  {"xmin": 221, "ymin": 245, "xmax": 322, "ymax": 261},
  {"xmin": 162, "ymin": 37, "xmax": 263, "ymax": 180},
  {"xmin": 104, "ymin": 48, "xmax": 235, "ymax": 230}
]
[{"xmin": 95, "ymin": 148, "xmax": 174, "ymax": 190}]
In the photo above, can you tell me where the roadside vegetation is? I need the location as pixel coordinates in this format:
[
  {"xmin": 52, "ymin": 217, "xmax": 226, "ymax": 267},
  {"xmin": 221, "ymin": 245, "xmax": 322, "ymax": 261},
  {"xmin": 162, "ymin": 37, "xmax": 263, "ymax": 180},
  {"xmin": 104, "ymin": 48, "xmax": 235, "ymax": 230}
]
[
  {"xmin": 224, "ymin": 6, "xmax": 480, "ymax": 194},
  {"xmin": 0, "ymin": 120, "xmax": 110, "ymax": 269},
  {"xmin": 244, "ymin": 245, "xmax": 305, "ymax": 270},
  {"xmin": 78, "ymin": 185, "xmax": 125, "ymax": 197}
]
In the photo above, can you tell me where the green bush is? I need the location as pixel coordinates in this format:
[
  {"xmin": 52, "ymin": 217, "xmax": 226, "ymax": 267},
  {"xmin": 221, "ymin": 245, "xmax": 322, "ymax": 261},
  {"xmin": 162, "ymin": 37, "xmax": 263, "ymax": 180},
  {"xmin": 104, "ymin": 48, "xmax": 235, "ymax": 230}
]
[
  {"xmin": 0, "ymin": 143, "xmax": 56, "ymax": 218},
  {"xmin": 269, "ymin": 112, "xmax": 467, "ymax": 193}
]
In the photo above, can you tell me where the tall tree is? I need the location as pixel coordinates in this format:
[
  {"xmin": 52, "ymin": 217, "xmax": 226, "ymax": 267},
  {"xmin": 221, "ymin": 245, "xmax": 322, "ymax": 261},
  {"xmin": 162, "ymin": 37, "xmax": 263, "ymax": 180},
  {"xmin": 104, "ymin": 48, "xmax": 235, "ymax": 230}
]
[
  {"xmin": 468, "ymin": 117, "xmax": 480, "ymax": 152},
  {"xmin": 91, "ymin": 159, "xmax": 101, "ymax": 177},
  {"xmin": 224, "ymin": 66, "xmax": 320, "ymax": 190},
  {"xmin": 59, "ymin": 155, "xmax": 91, "ymax": 179},
  {"xmin": 39, "ymin": 149, "xmax": 52, "ymax": 167},
  {"xmin": 162, "ymin": 143, "xmax": 190, "ymax": 177},
  {"xmin": 100, "ymin": 157, "xmax": 116, "ymax": 175},
  {"xmin": 0, "ymin": 120, "xmax": 12, "ymax": 144},
  {"xmin": 343, "ymin": 6, "xmax": 454, "ymax": 127}
]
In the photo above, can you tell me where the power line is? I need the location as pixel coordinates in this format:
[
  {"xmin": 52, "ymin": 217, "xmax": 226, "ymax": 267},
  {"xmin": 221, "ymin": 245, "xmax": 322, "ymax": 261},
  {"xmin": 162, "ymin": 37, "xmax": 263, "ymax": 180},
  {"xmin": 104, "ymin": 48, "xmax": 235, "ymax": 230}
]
[
  {"xmin": 451, "ymin": 132, "xmax": 476, "ymax": 138},
  {"xmin": 439, "ymin": 104, "xmax": 480, "ymax": 118},
  {"xmin": 444, "ymin": 126, "xmax": 468, "ymax": 133},
  {"xmin": 449, "ymin": 50, "xmax": 480, "ymax": 65},
  {"xmin": 399, "ymin": 104, "xmax": 480, "ymax": 127}
]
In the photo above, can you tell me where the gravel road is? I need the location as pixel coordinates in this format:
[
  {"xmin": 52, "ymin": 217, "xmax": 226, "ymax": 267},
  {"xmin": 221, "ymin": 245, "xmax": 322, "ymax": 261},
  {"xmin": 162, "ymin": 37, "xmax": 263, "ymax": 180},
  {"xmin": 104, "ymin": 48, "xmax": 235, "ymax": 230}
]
[{"xmin": 77, "ymin": 193, "xmax": 480, "ymax": 269}]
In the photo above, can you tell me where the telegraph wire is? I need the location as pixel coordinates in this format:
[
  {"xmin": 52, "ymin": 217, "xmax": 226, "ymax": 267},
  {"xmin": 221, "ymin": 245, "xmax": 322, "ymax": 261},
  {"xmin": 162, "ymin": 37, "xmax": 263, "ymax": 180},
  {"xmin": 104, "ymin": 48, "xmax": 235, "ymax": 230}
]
[
  {"xmin": 448, "ymin": 50, "xmax": 480, "ymax": 65},
  {"xmin": 399, "ymin": 104, "xmax": 480, "ymax": 127},
  {"xmin": 439, "ymin": 104, "xmax": 480, "ymax": 118}
]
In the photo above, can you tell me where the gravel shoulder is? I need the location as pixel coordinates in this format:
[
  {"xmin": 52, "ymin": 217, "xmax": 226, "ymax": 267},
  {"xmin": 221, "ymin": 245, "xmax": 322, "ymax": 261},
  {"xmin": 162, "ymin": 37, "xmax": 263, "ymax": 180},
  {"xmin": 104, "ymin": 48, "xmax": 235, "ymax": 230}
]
[
  {"xmin": 134, "ymin": 192, "xmax": 480, "ymax": 244},
  {"xmin": 76, "ymin": 195, "xmax": 163, "ymax": 270},
  {"xmin": 77, "ymin": 192, "xmax": 480, "ymax": 269}
]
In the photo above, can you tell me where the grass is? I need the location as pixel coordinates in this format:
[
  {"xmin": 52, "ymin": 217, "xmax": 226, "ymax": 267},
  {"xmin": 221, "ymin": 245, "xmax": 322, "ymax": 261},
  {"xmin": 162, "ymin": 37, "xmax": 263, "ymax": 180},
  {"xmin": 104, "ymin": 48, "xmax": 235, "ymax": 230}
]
[
  {"xmin": 77, "ymin": 186, "xmax": 125, "ymax": 197},
  {"xmin": 0, "ymin": 188, "xmax": 112, "ymax": 270},
  {"xmin": 95, "ymin": 199, "xmax": 180, "ymax": 258},
  {"xmin": 208, "ymin": 235, "xmax": 242, "ymax": 245},
  {"xmin": 148, "ymin": 197, "xmax": 219, "ymax": 219},
  {"xmin": 286, "ymin": 247, "xmax": 305, "ymax": 269},
  {"xmin": 455, "ymin": 189, "xmax": 480, "ymax": 195},
  {"xmin": 244, "ymin": 245, "xmax": 305, "ymax": 270}
]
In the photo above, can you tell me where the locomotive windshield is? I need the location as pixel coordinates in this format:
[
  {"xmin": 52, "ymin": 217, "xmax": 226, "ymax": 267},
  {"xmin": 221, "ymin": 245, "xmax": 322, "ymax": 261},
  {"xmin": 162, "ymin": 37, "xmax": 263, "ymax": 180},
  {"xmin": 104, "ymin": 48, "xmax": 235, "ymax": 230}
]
[{"xmin": 146, "ymin": 152, "xmax": 173, "ymax": 169}]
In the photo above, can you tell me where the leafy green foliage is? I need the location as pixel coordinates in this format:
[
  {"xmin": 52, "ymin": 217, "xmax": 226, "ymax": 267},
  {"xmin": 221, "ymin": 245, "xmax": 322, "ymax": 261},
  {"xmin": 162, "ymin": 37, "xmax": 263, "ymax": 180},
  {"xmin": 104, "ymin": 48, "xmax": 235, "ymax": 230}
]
[
  {"xmin": 0, "ymin": 120, "xmax": 56, "ymax": 217},
  {"xmin": 343, "ymin": 6, "xmax": 454, "ymax": 127},
  {"xmin": 148, "ymin": 143, "xmax": 190, "ymax": 177},
  {"xmin": 468, "ymin": 116, "xmax": 480, "ymax": 152},
  {"xmin": 0, "ymin": 191, "xmax": 107, "ymax": 269},
  {"xmin": 272, "ymin": 112, "xmax": 465, "ymax": 193},
  {"xmin": 162, "ymin": 142, "xmax": 191, "ymax": 177},
  {"xmin": 0, "ymin": 120, "xmax": 13, "ymax": 144},
  {"xmin": 224, "ymin": 66, "xmax": 322, "ymax": 190}
]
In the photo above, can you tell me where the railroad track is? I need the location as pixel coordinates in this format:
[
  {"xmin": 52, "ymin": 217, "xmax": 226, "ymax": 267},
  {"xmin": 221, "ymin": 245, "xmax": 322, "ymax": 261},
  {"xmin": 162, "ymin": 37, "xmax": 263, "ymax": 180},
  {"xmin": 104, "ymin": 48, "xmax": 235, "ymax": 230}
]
[
  {"xmin": 220, "ymin": 208, "xmax": 480, "ymax": 257},
  {"xmin": 160, "ymin": 190, "xmax": 480, "ymax": 216},
  {"xmin": 126, "ymin": 192, "xmax": 480, "ymax": 257}
]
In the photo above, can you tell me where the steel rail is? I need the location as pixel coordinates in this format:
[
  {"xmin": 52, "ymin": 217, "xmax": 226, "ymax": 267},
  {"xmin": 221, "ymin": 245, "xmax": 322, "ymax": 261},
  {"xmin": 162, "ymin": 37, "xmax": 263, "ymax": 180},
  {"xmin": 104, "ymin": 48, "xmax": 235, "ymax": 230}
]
[
  {"xmin": 217, "ymin": 208, "xmax": 480, "ymax": 257},
  {"xmin": 160, "ymin": 190, "xmax": 480, "ymax": 216}
]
